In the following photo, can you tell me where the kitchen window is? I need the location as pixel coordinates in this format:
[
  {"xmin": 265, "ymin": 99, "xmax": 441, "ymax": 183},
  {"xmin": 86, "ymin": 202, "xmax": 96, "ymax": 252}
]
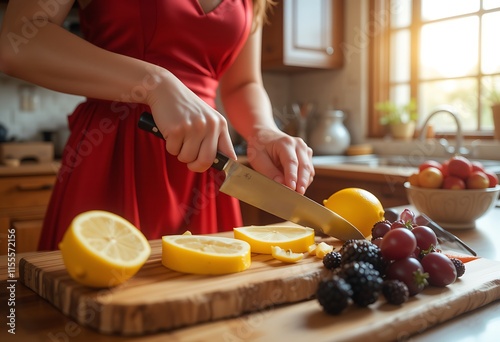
[{"xmin": 369, "ymin": 0, "xmax": 500, "ymax": 138}]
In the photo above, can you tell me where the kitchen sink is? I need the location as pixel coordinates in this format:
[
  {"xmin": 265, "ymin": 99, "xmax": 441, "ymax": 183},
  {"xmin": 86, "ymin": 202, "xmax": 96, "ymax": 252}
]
[{"xmin": 312, "ymin": 154, "xmax": 500, "ymax": 175}]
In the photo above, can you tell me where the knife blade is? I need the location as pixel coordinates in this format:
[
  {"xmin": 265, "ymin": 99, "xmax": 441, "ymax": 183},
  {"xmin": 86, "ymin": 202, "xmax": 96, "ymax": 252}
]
[
  {"xmin": 138, "ymin": 112, "xmax": 364, "ymax": 241},
  {"xmin": 415, "ymin": 213, "xmax": 476, "ymax": 256}
]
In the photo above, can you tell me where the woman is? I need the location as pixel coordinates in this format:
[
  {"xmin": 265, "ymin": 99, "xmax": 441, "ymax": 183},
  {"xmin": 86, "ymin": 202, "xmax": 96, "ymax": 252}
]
[{"xmin": 0, "ymin": 0, "xmax": 314, "ymax": 250}]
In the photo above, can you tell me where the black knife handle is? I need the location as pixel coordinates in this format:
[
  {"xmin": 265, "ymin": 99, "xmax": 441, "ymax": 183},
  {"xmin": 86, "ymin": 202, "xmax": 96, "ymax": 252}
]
[
  {"xmin": 138, "ymin": 112, "xmax": 164, "ymax": 138},
  {"xmin": 138, "ymin": 112, "xmax": 229, "ymax": 171}
]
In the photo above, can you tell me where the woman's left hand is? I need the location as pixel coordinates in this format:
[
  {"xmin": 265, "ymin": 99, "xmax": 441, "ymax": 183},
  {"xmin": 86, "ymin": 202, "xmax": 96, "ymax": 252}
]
[{"xmin": 245, "ymin": 128, "xmax": 314, "ymax": 195}]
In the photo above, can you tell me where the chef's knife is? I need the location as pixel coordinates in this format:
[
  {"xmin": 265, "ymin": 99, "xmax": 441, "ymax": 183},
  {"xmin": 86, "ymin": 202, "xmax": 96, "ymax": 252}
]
[
  {"xmin": 138, "ymin": 112, "xmax": 364, "ymax": 241},
  {"xmin": 415, "ymin": 214, "xmax": 477, "ymax": 256}
]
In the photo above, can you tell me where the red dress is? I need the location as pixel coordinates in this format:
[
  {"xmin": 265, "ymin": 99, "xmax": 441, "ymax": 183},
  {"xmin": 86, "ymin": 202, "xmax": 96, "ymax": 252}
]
[{"xmin": 39, "ymin": 0, "xmax": 251, "ymax": 250}]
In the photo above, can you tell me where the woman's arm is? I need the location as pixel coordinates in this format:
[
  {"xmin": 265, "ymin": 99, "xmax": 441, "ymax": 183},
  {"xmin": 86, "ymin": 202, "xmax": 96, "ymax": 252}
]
[
  {"xmin": 219, "ymin": 26, "xmax": 314, "ymax": 194},
  {"xmin": 0, "ymin": 0, "xmax": 236, "ymax": 170}
]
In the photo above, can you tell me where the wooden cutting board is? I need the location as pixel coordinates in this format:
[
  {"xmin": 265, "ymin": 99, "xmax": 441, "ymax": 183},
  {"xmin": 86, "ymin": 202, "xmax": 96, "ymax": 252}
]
[{"xmin": 19, "ymin": 236, "xmax": 500, "ymax": 338}]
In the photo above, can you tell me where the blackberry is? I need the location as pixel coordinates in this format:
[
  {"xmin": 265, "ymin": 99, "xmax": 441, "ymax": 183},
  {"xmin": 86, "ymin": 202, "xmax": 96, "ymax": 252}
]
[
  {"xmin": 336, "ymin": 261, "xmax": 383, "ymax": 307},
  {"xmin": 316, "ymin": 275, "xmax": 353, "ymax": 315},
  {"xmin": 450, "ymin": 258, "xmax": 466, "ymax": 278},
  {"xmin": 323, "ymin": 251, "xmax": 342, "ymax": 270},
  {"xmin": 382, "ymin": 280, "xmax": 409, "ymax": 305},
  {"xmin": 341, "ymin": 240, "xmax": 385, "ymax": 273},
  {"xmin": 340, "ymin": 239, "xmax": 371, "ymax": 254}
]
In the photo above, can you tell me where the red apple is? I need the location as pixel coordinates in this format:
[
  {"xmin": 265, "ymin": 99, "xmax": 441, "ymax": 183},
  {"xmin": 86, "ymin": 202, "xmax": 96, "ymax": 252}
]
[
  {"xmin": 442, "ymin": 176, "xmax": 466, "ymax": 190},
  {"xmin": 447, "ymin": 156, "xmax": 473, "ymax": 180},
  {"xmin": 471, "ymin": 161, "xmax": 485, "ymax": 172},
  {"xmin": 484, "ymin": 171, "xmax": 499, "ymax": 188},
  {"xmin": 419, "ymin": 160, "xmax": 443, "ymax": 173},
  {"xmin": 441, "ymin": 159, "xmax": 450, "ymax": 177},
  {"xmin": 466, "ymin": 171, "xmax": 489, "ymax": 189}
]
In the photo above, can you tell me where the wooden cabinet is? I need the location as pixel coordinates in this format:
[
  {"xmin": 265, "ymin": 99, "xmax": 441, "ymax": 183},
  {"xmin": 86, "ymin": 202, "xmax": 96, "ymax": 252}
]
[
  {"xmin": 262, "ymin": 0, "xmax": 344, "ymax": 71},
  {"xmin": 304, "ymin": 173, "xmax": 410, "ymax": 209},
  {"xmin": 0, "ymin": 174, "xmax": 55, "ymax": 254}
]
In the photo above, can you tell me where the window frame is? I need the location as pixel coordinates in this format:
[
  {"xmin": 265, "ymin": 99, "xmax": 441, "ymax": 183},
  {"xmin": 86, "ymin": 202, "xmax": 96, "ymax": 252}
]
[{"xmin": 369, "ymin": 0, "xmax": 499, "ymax": 139}]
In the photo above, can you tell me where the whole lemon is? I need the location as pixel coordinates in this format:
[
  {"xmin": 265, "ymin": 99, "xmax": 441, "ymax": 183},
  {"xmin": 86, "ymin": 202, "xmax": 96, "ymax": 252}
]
[{"xmin": 323, "ymin": 188, "xmax": 385, "ymax": 237}]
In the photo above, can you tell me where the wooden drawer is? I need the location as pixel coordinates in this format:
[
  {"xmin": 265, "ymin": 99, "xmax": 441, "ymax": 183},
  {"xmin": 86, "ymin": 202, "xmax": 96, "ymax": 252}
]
[
  {"xmin": 0, "ymin": 218, "xmax": 44, "ymax": 255},
  {"xmin": 0, "ymin": 175, "xmax": 56, "ymax": 209}
]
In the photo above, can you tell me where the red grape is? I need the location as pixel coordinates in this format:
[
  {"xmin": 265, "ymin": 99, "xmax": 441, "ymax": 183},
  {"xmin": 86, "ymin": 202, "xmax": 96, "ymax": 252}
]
[
  {"xmin": 412, "ymin": 246, "xmax": 421, "ymax": 259},
  {"xmin": 385, "ymin": 257, "xmax": 428, "ymax": 296},
  {"xmin": 421, "ymin": 252, "xmax": 457, "ymax": 287},
  {"xmin": 372, "ymin": 220, "xmax": 391, "ymax": 238},
  {"xmin": 390, "ymin": 219, "xmax": 407, "ymax": 230},
  {"xmin": 380, "ymin": 228, "xmax": 417, "ymax": 260},
  {"xmin": 412, "ymin": 225, "xmax": 438, "ymax": 251}
]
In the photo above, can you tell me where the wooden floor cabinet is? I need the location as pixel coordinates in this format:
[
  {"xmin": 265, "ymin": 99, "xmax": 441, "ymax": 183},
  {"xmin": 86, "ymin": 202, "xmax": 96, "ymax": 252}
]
[{"xmin": 0, "ymin": 174, "xmax": 55, "ymax": 254}]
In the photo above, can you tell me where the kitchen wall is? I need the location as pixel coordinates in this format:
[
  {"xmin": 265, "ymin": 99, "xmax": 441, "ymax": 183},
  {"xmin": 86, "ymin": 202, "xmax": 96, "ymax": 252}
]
[
  {"xmin": 0, "ymin": 1, "xmax": 368, "ymax": 146},
  {"xmin": 0, "ymin": 76, "xmax": 84, "ymax": 141},
  {"xmin": 240, "ymin": 0, "xmax": 370, "ymax": 145}
]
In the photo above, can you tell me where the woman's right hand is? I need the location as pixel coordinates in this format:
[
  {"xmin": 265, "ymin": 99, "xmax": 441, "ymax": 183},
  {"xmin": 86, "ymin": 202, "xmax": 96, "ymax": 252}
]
[{"xmin": 146, "ymin": 69, "xmax": 236, "ymax": 172}]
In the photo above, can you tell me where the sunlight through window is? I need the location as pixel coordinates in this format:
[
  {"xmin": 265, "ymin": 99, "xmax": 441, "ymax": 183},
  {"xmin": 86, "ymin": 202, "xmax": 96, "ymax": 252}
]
[{"xmin": 382, "ymin": 0, "xmax": 500, "ymax": 133}]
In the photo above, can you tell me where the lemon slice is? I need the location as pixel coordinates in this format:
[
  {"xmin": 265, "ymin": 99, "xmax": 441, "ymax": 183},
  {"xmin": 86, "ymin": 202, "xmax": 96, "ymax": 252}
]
[
  {"xmin": 162, "ymin": 235, "xmax": 251, "ymax": 275},
  {"xmin": 271, "ymin": 246, "xmax": 304, "ymax": 263},
  {"xmin": 58, "ymin": 210, "xmax": 151, "ymax": 288},
  {"xmin": 233, "ymin": 226, "xmax": 315, "ymax": 254}
]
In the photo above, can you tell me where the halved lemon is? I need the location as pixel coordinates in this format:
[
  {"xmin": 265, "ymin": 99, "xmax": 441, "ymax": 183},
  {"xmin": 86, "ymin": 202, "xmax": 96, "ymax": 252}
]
[
  {"xmin": 271, "ymin": 246, "xmax": 304, "ymax": 263},
  {"xmin": 162, "ymin": 235, "xmax": 251, "ymax": 275},
  {"xmin": 233, "ymin": 226, "xmax": 315, "ymax": 254},
  {"xmin": 59, "ymin": 210, "xmax": 151, "ymax": 288}
]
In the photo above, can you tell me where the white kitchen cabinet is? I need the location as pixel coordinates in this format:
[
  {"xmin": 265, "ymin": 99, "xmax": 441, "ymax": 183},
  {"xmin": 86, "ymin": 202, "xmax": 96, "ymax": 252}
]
[{"xmin": 262, "ymin": 0, "xmax": 344, "ymax": 71}]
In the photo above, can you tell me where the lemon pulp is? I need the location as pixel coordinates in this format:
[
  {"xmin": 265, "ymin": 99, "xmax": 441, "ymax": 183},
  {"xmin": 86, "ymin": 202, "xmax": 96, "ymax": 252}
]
[
  {"xmin": 233, "ymin": 225, "xmax": 315, "ymax": 254},
  {"xmin": 59, "ymin": 210, "xmax": 151, "ymax": 288},
  {"xmin": 323, "ymin": 188, "xmax": 385, "ymax": 238},
  {"xmin": 162, "ymin": 235, "xmax": 251, "ymax": 275}
]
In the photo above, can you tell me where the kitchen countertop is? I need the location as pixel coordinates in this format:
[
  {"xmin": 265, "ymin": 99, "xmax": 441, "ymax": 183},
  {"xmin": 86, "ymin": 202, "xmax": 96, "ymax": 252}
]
[{"xmin": 1, "ymin": 205, "xmax": 499, "ymax": 341}]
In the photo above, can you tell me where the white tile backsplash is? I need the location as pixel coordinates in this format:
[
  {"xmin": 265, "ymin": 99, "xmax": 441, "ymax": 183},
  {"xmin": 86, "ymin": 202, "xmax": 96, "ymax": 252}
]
[{"xmin": 0, "ymin": 75, "xmax": 84, "ymax": 141}]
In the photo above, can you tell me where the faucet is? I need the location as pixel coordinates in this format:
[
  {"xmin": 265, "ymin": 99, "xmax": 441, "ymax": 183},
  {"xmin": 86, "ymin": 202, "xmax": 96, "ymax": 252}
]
[{"xmin": 418, "ymin": 105, "xmax": 470, "ymax": 156}]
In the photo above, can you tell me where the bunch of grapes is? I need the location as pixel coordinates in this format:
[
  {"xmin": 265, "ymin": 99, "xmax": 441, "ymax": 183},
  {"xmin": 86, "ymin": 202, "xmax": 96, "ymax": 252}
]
[
  {"xmin": 372, "ymin": 208, "xmax": 465, "ymax": 296},
  {"xmin": 316, "ymin": 208, "xmax": 467, "ymax": 315}
]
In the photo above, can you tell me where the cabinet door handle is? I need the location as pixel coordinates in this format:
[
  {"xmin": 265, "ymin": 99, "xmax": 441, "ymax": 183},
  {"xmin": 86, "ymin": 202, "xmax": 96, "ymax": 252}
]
[{"xmin": 16, "ymin": 183, "xmax": 54, "ymax": 191}]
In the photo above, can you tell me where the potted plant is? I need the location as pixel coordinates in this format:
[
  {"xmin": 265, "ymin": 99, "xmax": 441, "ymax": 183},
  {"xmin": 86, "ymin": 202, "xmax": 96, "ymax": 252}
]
[{"xmin": 375, "ymin": 99, "xmax": 418, "ymax": 139}]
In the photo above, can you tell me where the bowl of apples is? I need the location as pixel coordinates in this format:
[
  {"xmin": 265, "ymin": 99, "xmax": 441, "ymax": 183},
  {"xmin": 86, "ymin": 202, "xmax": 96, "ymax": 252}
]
[{"xmin": 405, "ymin": 156, "xmax": 500, "ymax": 229}]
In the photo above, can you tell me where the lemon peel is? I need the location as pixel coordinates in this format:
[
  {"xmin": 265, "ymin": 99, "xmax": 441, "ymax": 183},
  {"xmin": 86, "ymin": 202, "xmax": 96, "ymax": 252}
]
[
  {"xmin": 271, "ymin": 246, "xmax": 304, "ymax": 263},
  {"xmin": 323, "ymin": 188, "xmax": 385, "ymax": 237}
]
